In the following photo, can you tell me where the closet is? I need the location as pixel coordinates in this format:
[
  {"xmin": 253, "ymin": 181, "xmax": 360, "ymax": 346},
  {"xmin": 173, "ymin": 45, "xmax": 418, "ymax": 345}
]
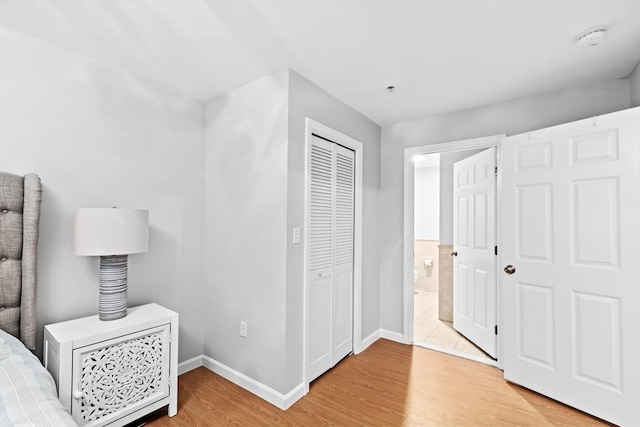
[{"xmin": 307, "ymin": 134, "xmax": 355, "ymax": 383}]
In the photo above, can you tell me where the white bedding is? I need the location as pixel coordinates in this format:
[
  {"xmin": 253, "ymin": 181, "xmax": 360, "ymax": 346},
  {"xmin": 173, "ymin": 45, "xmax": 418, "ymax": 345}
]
[{"xmin": 0, "ymin": 329, "xmax": 77, "ymax": 426}]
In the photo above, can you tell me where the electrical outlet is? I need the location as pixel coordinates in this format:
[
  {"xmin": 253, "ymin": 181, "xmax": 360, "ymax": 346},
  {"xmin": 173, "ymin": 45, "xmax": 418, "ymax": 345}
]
[{"xmin": 240, "ymin": 321, "xmax": 247, "ymax": 338}]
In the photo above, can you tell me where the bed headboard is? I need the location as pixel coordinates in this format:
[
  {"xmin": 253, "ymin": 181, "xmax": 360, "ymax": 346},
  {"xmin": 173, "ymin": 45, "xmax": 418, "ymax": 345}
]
[{"xmin": 0, "ymin": 172, "xmax": 42, "ymax": 351}]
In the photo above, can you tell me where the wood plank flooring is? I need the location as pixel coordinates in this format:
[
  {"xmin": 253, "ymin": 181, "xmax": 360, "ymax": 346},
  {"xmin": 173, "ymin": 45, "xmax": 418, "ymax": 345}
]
[{"xmin": 144, "ymin": 339, "xmax": 608, "ymax": 426}]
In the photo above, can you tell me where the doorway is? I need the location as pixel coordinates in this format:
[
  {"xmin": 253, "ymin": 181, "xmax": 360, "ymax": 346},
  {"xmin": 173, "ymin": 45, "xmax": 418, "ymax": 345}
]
[
  {"xmin": 403, "ymin": 108, "xmax": 639, "ymax": 425},
  {"xmin": 403, "ymin": 134, "xmax": 505, "ymax": 366},
  {"xmin": 412, "ymin": 149, "xmax": 494, "ymax": 363}
]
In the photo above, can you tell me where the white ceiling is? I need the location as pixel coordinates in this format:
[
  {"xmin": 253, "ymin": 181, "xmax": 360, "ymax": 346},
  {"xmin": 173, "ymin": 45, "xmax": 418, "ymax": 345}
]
[{"xmin": 1, "ymin": 0, "xmax": 639, "ymax": 126}]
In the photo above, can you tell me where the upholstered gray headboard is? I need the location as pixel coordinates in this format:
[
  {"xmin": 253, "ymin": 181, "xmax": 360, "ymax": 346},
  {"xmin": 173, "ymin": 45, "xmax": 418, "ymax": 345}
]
[{"xmin": 0, "ymin": 172, "xmax": 42, "ymax": 351}]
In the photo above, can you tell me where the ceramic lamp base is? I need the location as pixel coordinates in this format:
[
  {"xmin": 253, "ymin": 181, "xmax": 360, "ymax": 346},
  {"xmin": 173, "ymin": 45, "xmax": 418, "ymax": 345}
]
[{"xmin": 99, "ymin": 255, "xmax": 128, "ymax": 321}]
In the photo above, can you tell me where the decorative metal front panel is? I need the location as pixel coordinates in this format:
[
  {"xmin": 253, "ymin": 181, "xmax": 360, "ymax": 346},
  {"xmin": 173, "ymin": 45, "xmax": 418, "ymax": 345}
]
[{"xmin": 75, "ymin": 327, "xmax": 168, "ymax": 425}]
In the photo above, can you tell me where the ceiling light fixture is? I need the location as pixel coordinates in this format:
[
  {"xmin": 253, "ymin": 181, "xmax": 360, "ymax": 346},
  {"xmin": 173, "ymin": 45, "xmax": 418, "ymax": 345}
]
[
  {"xmin": 576, "ymin": 27, "xmax": 607, "ymax": 47},
  {"xmin": 387, "ymin": 85, "xmax": 395, "ymax": 93}
]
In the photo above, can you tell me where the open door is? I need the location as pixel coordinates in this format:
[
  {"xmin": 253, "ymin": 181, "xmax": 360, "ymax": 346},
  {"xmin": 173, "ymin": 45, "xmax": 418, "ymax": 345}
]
[
  {"xmin": 501, "ymin": 108, "xmax": 640, "ymax": 426},
  {"xmin": 452, "ymin": 147, "xmax": 497, "ymax": 358}
]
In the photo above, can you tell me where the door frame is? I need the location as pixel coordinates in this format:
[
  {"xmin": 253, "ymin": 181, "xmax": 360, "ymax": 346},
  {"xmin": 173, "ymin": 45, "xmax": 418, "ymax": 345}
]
[
  {"xmin": 403, "ymin": 134, "xmax": 504, "ymax": 366},
  {"xmin": 303, "ymin": 118, "xmax": 364, "ymax": 393}
]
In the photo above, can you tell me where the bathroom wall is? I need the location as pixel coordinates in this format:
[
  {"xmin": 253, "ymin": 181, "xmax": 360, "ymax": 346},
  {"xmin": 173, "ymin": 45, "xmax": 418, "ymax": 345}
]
[
  {"xmin": 437, "ymin": 244, "xmax": 453, "ymax": 322},
  {"xmin": 413, "ymin": 163, "xmax": 439, "ymax": 293},
  {"xmin": 414, "ymin": 165, "xmax": 439, "ymax": 240},
  {"xmin": 413, "ymin": 240, "xmax": 438, "ymax": 292}
]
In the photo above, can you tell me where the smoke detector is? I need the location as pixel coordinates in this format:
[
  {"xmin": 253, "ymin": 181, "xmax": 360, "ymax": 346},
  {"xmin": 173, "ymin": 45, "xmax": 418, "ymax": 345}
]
[{"xmin": 576, "ymin": 27, "xmax": 607, "ymax": 47}]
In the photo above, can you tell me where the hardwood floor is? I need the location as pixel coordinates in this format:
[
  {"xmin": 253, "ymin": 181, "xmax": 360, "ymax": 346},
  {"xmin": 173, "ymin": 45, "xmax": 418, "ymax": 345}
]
[{"xmin": 144, "ymin": 339, "xmax": 608, "ymax": 426}]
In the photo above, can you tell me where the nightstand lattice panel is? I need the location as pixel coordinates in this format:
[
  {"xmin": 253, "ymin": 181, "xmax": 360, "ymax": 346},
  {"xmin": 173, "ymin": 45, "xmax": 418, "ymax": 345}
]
[{"xmin": 72, "ymin": 325, "xmax": 170, "ymax": 426}]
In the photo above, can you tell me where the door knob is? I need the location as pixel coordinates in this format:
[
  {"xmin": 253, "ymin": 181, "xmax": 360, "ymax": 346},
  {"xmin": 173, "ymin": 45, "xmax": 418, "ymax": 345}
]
[
  {"xmin": 504, "ymin": 265, "xmax": 516, "ymax": 275},
  {"xmin": 450, "ymin": 251, "xmax": 458, "ymax": 257}
]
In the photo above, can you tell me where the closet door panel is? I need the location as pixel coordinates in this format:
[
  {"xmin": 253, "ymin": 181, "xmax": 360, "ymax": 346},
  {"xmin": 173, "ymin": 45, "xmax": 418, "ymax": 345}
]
[
  {"xmin": 307, "ymin": 137, "xmax": 335, "ymax": 382},
  {"xmin": 307, "ymin": 136, "xmax": 354, "ymax": 381},
  {"xmin": 309, "ymin": 140, "xmax": 334, "ymax": 274},
  {"xmin": 333, "ymin": 145, "xmax": 354, "ymax": 364}
]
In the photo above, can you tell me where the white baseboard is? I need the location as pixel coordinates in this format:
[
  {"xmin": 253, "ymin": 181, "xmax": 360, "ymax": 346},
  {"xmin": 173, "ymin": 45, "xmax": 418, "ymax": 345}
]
[
  {"xmin": 178, "ymin": 355, "xmax": 204, "ymax": 375},
  {"xmin": 201, "ymin": 355, "xmax": 305, "ymax": 410},
  {"xmin": 379, "ymin": 329, "xmax": 406, "ymax": 344},
  {"xmin": 359, "ymin": 329, "xmax": 380, "ymax": 353},
  {"xmin": 177, "ymin": 332, "xmax": 397, "ymax": 410}
]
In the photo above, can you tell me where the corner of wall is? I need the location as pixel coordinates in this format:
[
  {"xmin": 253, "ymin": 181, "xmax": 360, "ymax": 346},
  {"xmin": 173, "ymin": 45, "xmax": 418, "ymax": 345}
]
[
  {"xmin": 630, "ymin": 60, "xmax": 640, "ymax": 108},
  {"xmin": 203, "ymin": 68, "xmax": 291, "ymax": 394}
]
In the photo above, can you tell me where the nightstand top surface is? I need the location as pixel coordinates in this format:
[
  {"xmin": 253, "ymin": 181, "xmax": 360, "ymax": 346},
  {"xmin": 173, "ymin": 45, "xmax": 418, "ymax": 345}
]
[{"xmin": 44, "ymin": 303, "xmax": 177, "ymax": 343}]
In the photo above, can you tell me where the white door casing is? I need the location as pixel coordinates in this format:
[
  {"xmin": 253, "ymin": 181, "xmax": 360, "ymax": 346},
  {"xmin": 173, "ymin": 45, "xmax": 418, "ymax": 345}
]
[
  {"xmin": 402, "ymin": 135, "xmax": 504, "ymax": 351},
  {"xmin": 307, "ymin": 134, "xmax": 355, "ymax": 383},
  {"xmin": 452, "ymin": 148, "xmax": 497, "ymax": 358},
  {"xmin": 501, "ymin": 107, "xmax": 640, "ymax": 426}
]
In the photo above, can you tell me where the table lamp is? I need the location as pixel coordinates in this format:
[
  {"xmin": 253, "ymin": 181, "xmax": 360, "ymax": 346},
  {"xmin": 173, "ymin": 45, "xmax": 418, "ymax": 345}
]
[{"xmin": 74, "ymin": 208, "xmax": 149, "ymax": 321}]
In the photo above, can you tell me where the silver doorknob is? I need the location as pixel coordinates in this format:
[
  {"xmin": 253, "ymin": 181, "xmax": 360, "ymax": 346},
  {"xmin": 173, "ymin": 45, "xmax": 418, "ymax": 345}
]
[
  {"xmin": 450, "ymin": 251, "xmax": 458, "ymax": 257},
  {"xmin": 504, "ymin": 265, "xmax": 516, "ymax": 275}
]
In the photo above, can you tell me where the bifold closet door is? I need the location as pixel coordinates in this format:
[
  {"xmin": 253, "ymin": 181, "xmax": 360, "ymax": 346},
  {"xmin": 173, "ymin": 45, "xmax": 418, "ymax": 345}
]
[{"xmin": 308, "ymin": 135, "xmax": 354, "ymax": 383}]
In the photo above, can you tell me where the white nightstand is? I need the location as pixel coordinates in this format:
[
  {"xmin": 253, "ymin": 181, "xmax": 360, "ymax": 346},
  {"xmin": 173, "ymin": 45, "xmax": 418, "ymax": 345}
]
[{"xmin": 44, "ymin": 303, "xmax": 179, "ymax": 427}]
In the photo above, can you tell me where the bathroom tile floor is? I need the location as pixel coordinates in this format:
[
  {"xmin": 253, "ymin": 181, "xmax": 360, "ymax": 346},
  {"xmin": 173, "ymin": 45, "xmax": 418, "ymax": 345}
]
[{"xmin": 413, "ymin": 289, "xmax": 492, "ymax": 361}]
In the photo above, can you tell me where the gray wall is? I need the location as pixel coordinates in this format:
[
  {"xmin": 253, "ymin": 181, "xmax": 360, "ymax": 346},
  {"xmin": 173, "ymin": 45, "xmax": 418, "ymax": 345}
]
[
  {"xmin": 631, "ymin": 60, "xmax": 640, "ymax": 107},
  {"xmin": 204, "ymin": 69, "xmax": 290, "ymax": 393},
  {"xmin": 414, "ymin": 165, "xmax": 439, "ymax": 240},
  {"xmin": 380, "ymin": 78, "xmax": 634, "ymax": 334},
  {"xmin": 287, "ymin": 70, "xmax": 381, "ymax": 385},
  {"xmin": 204, "ymin": 69, "xmax": 381, "ymax": 395},
  {"xmin": 0, "ymin": 26, "xmax": 206, "ymax": 361}
]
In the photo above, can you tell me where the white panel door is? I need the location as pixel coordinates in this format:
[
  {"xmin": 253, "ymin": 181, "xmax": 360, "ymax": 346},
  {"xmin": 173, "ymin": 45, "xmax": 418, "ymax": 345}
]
[
  {"xmin": 307, "ymin": 135, "xmax": 354, "ymax": 383},
  {"xmin": 501, "ymin": 107, "xmax": 640, "ymax": 426},
  {"xmin": 452, "ymin": 148, "xmax": 497, "ymax": 358}
]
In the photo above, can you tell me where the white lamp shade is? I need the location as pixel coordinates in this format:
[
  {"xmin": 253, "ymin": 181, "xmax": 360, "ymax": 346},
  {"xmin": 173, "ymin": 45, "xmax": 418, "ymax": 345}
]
[{"xmin": 74, "ymin": 208, "xmax": 149, "ymax": 256}]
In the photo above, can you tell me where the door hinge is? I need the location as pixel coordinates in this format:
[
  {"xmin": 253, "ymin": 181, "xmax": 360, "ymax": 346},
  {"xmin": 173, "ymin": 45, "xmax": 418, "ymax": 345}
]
[
  {"xmin": 168, "ymin": 333, "xmax": 172, "ymax": 344},
  {"xmin": 494, "ymin": 246, "xmax": 498, "ymax": 256},
  {"xmin": 494, "ymin": 166, "xmax": 498, "ymax": 177},
  {"xmin": 494, "ymin": 325, "xmax": 498, "ymax": 335}
]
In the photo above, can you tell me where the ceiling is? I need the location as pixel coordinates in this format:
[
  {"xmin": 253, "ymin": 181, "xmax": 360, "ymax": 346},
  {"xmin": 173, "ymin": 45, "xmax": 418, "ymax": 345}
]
[{"xmin": 1, "ymin": 0, "xmax": 639, "ymax": 126}]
